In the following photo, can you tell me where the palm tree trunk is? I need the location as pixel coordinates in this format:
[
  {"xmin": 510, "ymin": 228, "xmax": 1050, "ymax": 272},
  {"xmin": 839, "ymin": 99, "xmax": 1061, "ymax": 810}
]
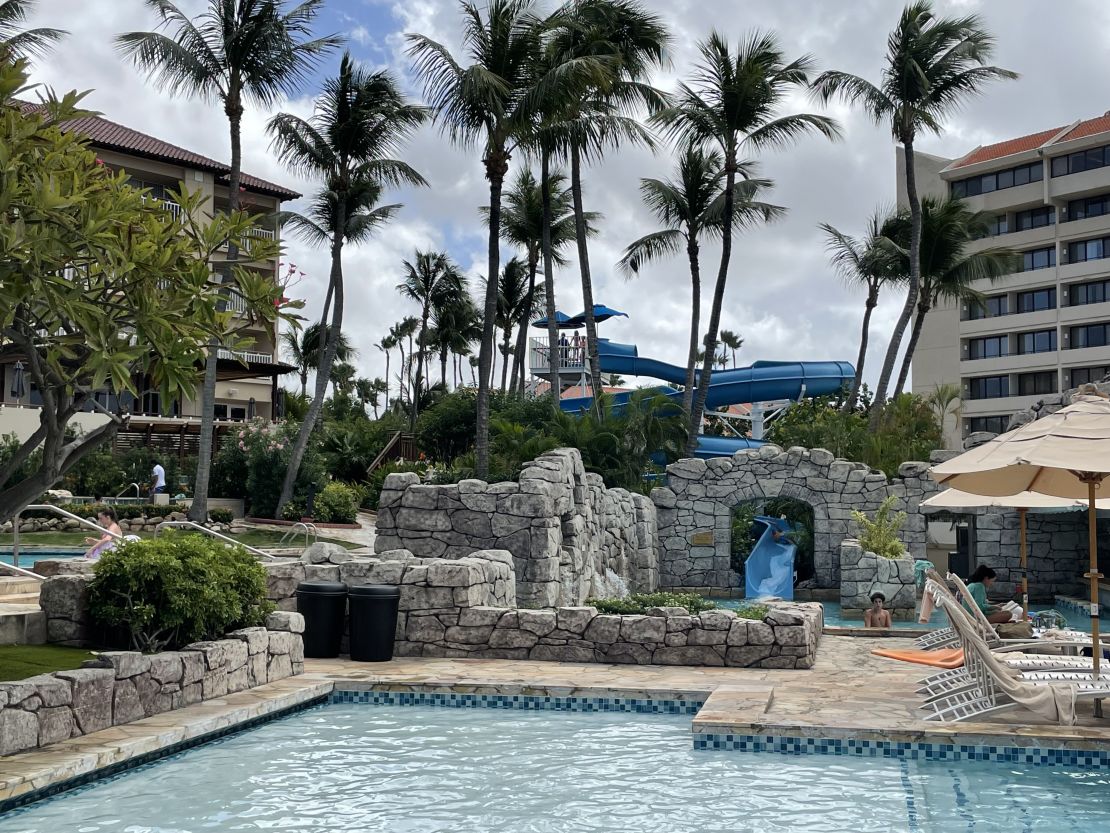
[
  {"xmin": 844, "ymin": 288, "xmax": 878, "ymax": 412},
  {"xmin": 687, "ymin": 156, "xmax": 737, "ymax": 456},
  {"xmin": 397, "ymin": 339, "xmax": 406, "ymax": 403},
  {"xmin": 410, "ymin": 307, "xmax": 429, "ymax": 428},
  {"xmin": 682, "ymin": 236, "xmax": 701, "ymax": 419},
  {"xmin": 513, "ymin": 248, "xmax": 539, "ymax": 395},
  {"xmin": 541, "ymin": 151, "xmax": 561, "ymax": 400},
  {"xmin": 440, "ymin": 346, "xmax": 448, "ymax": 388},
  {"xmin": 570, "ymin": 146, "xmax": 603, "ymax": 403},
  {"xmin": 190, "ymin": 101, "xmax": 243, "ymax": 523},
  {"xmin": 277, "ymin": 231, "xmax": 345, "ymax": 516},
  {"xmin": 476, "ymin": 151, "xmax": 508, "ymax": 479},
  {"xmin": 500, "ymin": 328, "xmax": 511, "ymax": 391},
  {"xmin": 383, "ymin": 352, "xmax": 390, "ymax": 411},
  {"xmin": 870, "ymin": 139, "xmax": 921, "ymax": 430},
  {"xmin": 893, "ymin": 297, "xmax": 930, "ymax": 399}
]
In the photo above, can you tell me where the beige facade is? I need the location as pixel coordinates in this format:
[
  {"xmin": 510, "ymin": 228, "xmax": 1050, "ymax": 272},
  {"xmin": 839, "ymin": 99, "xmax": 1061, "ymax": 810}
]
[{"xmin": 903, "ymin": 116, "xmax": 1110, "ymax": 447}]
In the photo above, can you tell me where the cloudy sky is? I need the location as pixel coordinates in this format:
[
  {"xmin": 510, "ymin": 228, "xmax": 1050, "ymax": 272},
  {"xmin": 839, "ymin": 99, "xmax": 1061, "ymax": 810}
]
[{"xmin": 22, "ymin": 0, "xmax": 1110, "ymax": 394}]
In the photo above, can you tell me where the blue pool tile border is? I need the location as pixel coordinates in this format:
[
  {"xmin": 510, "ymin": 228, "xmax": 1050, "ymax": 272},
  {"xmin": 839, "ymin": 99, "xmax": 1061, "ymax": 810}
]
[
  {"xmin": 691, "ymin": 732, "xmax": 1110, "ymax": 769},
  {"xmin": 330, "ymin": 689, "xmax": 705, "ymax": 714}
]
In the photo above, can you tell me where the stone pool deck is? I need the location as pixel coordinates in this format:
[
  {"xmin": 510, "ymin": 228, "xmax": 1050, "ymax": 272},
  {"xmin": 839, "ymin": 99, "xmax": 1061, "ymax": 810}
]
[{"xmin": 4, "ymin": 635, "xmax": 1110, "ymax": 808}]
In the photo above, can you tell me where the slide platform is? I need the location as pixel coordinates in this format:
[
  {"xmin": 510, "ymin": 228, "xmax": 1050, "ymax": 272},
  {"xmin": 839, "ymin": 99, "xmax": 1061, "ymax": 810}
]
[{"xmin": 745, "ymin": 516, "xmax": 796, "ymax": 601}]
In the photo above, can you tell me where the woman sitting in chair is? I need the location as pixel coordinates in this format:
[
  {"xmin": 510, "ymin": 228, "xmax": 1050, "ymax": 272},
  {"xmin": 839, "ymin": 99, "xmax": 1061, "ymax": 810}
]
[{"xmin": 963, "ymin": 566, "xmax": 1012, "ymax": 624}]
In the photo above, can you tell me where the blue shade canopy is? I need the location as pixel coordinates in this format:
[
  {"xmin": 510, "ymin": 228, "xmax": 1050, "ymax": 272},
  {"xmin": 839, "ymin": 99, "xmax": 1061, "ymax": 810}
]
[
  {"xmin": 569, "ymin": 305, "xmax": 629, "ymax": 324},
  {"xmin": 532, "ymin": 311, "xmax": 582, "ymax": 329}
]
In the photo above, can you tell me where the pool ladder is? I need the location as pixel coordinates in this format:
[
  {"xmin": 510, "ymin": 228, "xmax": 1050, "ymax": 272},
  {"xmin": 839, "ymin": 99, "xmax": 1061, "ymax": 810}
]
[
  {"xmin": 154, "ymin": 521, "xmax": 278, "ymax": 561},
  {"xmin": 5, "ymin": 504, "xmax": 127, "ymax": 580},
  {"xmin": 279, "ymin": 522, "xmax": 319, "ymax": 550}
]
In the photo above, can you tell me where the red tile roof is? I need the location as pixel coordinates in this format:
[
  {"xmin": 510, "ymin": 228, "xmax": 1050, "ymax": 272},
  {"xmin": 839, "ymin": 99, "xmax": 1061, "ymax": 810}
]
[
  {"xmin": 949, "ymin": 126, "xmax": 1064, "ymax": 169},
  {"xmin": 20, "ymin": 102, "xmax": 299, "ymax": 200},
  {"xmin": 1057, "ymin": 114, "xmax": 1110, "ymax": 144}
]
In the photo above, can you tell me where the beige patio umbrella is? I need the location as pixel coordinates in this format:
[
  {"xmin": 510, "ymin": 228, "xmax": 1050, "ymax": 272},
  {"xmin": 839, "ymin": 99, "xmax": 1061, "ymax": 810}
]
[
  {"xmin": 920, "ymin": 488, "xmax": 1108, "ymax": 620},
  {"xmin": 930, "ymin": 391, "xmax": 1110, "ymax": 695}
]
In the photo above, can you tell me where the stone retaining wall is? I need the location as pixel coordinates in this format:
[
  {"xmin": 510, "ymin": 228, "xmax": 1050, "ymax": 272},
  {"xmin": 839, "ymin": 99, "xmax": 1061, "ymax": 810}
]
[
  {"xmin": 838, "ymin": 540, "xmax": 917, "ymax": 620},
  {"xmin": 373, "ymin": 449, "xmax": 658, "ymax": 606},
  {"xmin": 0, "ymin": 612, "xmax": 304, "ymax": 757}
]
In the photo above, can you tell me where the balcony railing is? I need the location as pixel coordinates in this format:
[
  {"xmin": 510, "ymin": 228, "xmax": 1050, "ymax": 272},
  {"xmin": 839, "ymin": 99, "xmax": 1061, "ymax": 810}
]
[
  {"xmin": 217, "ymin": 348, "xmax": 275, "ymax": 364},
  {"xmin": 529, "ymin": 337, "xmax": 586, "ymax": 371},
  {"xmin": 221, "ymin": 225, "xmax": 277, "ymax": 257},
  {"xmin": 220, "ymin": 290, "xmax": 249, "ymax": 314},
  {"xmin": 141, "ymin": 195, "xmax": 182, "ymax": 220}
]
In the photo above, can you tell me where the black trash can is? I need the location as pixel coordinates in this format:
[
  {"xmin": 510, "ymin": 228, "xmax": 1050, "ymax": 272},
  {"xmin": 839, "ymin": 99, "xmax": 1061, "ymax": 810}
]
[
  {"xmin": 296, "ymin": 580, "xmax": 348, "ymax": 659},
  {"xmin": 348, "ymin": 584, "xmax": 401, "ymax": 662}
]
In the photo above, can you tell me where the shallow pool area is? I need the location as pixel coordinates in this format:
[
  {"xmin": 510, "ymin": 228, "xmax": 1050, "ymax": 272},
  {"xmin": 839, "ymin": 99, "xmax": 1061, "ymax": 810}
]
[
  {"xmin": 0, "ymin": 549, "xmax": 84, "ymax": 568},
  {"xmin": 6, "ymin": 700, "xmax": 1110, "ymax": 832},
  {"xmin": 717, "ymin": 598, "xmax": 941, "ymax": 629}
]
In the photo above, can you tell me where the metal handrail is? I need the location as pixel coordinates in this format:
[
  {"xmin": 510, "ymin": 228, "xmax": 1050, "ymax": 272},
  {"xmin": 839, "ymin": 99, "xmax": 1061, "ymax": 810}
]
[
  {"xmin": 0, "ymin": 561, "xmax": 45, "ymax": 581},
  {"xmin": 279, "ymin": 521, "xmax": 318, "ymax": 549},
  {"xmin": 116, "ymin": 483, "xmax": 141, "ymax": 499},
  {"xmin": 154, "ymin": 521, "xmax": 276, "ymax": 561},
  {"xmin": 11, "ymin": 504, "xmax": 124, "ymax": 571}
]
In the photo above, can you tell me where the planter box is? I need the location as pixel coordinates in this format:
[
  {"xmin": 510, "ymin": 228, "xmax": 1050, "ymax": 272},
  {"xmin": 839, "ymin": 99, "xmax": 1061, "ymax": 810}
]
[{"xmin": 839, "ymin": 539, "xmax": 916, "ymax": 620}]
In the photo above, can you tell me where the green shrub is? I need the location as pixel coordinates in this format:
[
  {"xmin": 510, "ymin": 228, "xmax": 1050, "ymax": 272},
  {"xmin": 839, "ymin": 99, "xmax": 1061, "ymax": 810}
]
[
  {"xmin": 313, "ymin": 481, "xmax": 359, "ymax": 524},
  {"xmin": 851, "ymin": 496, "xmax": 907, "ymax": 559},
  {"xmin": 232, "ymin": 419, "xmax": 326, "ymax": 518},
  {"xmin": 208, "ymin": 508, "xmax": 234, "ymax": 524},
  {"xmin": 21, "ymin": 502, "xmax": 187, "ymax": 521},
  {"xmin": 585, "ymin": 592, "xmax": 717, "ymax": 615},
  {"xmin": 88, "ymin": 533, "xmax": 272, "ymax": 652},
  {"xmin": 364, "ymin": 461, "xmax": 425, "ymax": 510},
  {"xmin": 733, "ymin": 603, "xmax": 769, "ymax": 620}
]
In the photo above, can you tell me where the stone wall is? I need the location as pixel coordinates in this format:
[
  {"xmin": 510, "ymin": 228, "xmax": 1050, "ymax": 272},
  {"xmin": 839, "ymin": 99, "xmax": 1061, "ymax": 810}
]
[
  {"xmin": 652, "ymin": 446, "xmax": 940, "ymax": 593},
  {"xmin": 373, "ymin": 449, "xmax": 658, "ymax": 606},
  {"xmin": 0, "ymin": 612, "xmax": 304, "ymax": 757},
  {"xmin": 838, "ymin": 540, "xmax": 917, "ymax": 620}
]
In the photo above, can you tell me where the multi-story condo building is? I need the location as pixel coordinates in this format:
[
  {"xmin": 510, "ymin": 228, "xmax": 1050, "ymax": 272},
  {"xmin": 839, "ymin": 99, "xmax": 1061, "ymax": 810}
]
[
  {"xmin": 0, "ymin": 107, "xmax": 300, "ymax": 456},
  {"xmin": 904, "ymin": 112, "xmax": 1110, "ymax": 447}
]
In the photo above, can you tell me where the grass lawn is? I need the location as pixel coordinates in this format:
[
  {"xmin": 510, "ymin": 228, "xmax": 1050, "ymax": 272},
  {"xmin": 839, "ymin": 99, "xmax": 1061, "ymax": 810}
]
[
  {"xmin": 0, "ymin": 644, "xmax": 96, "ymax": 681},
  {"xmin": 0, "ymin": 530, "xmax": 360, "ymax": 550}
]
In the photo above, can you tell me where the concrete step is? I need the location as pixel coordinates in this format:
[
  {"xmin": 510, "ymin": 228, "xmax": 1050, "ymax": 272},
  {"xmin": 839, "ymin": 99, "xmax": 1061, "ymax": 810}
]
[
  {"xmin": 0, "ymin": 576, "xmax": 40, "ymax": 596},
  {"xmin": 0, "ymin": 591, "xmax": 40, "ymax": 605},
  {"xmin": 0, "ymin": 605, "xmax": 46, "ymax": 645}
]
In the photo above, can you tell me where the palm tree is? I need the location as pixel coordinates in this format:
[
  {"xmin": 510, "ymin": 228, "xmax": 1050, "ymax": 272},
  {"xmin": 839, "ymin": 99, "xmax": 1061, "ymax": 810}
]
[
  {"xmin": 492, "ymin": 168, "xmax": 593, "ymax": 393},
  {"xmin": 820, "ymin": 208, "xmax": 899, "ymax": 411},
  {"xmin": 881, "ymin": 197, "xmax": 1018, "ymax": 397},
  {"xmin": 430, "ymin": 292, "xmax": 479, "ymax": 389},
  {"xmin": 653, "ymin": 31, "xmax": 839, "ymax": 455},
  {"xmin": 620, "ymin": 146, "xmax": 780, "ymax": 416},
  {"xmin": 548, "ymin": 0, "xmax": 668, "ymax": 401},
  {"xmin": 0, "ymin": 0, "xmax": 66, "ymax": 59},
  {"xmin": 390, "ymin": 316, "xmax": 420, "ymax": 404},
  {"xmin": 812, "ymin": 0, "xmax": 1016, "ymax": 428},
  {"xmin": 268, "ymin": 52, "xmax": 427, "ymax": 515},
  {"xmin": 376, "ymin": 335, "xmax": 395, "ymax": 410},
  {"xmin": 495, "ymin": 256, "xmax": 547, "ymax": 391},
  {"xmin": 330, "ymin": 361, "xmax": 356, "ymax": 397},
  {"xmin": 719, "ymin": 330, "xmax": 743, "ymax": 368},
  {"xmin": 407, "ymin": 0, "xmax": 548, "ymax": 478},
  {"xmin": 281, "ymin": 322, "xmax": 355, "ymax": 397},
  {"xmin": 117, "ymin": 0, "xmax": 340, "ymax": 522},
  {"xmin": 354, "ymin": 376, "xmax": 386, "ymax": 417}
]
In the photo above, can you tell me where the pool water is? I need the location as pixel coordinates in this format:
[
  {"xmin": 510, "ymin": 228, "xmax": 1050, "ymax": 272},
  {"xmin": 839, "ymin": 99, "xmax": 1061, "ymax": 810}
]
[
  {"xmin": 0, "ymin": 549, "xmax": 84, "ymax": 568},
  {"xmin": 5, "ymin": 703, "xmax": 1109, "ymax": 832},
  {"xmin": 718, "ymin": 599, "xmax": 942, "ymax": 629}
]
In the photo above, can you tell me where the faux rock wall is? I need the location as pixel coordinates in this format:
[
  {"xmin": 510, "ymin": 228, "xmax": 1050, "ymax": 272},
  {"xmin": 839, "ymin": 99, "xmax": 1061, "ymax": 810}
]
[
  {"xmin": 374, "ymin": 449, "xmax": 658, "ymax": 606},
  {"xmin": 839, "ymin": 540, "xmax": 917, "ymax": 619},
  {"xmin": 653, "ymin": 446, "xmax": 940, "ymax": 592},
  {"xmin": 0, "ymin": 612, "xmax": 304, "ymax": 757}
]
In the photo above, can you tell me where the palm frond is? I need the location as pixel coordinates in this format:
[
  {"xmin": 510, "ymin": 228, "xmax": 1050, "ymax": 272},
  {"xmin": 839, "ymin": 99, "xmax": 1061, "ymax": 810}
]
[{"xmin": 618, "ymin": 228, "xmax": 685, "ymax": 276}]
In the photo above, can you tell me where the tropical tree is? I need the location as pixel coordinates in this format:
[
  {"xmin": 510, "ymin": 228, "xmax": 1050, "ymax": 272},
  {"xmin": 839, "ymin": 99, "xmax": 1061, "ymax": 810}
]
[
  {"xmin": 117, "ymin": 0, "xmax": 340, "ymax": 522},
  {"xmin": 407, "ymin": 0, "xmax": 547, "ymax": 479},
  {"xmin": 390, "ymin": 316, "xmax": 420, "ymax": 404},
  {"xmin": 881, "ymin": 197, "xmax": 1018, "ymax": 397},
  {"xmin": 376, "ymin": 334, "xmax": 395, "ymax": 410},
  {"xmin": 397, "ymin": 250, "xmax": 465, "ymax": 425},
  {"xmin": 495, "ymin": 256, "xmax": 547, "ymax": 390},
  {"xmin": 812, "ymin": 0, "xmax": 1016, "ymax": 428},
  {"xmin": 280, "ymin": 322, "xmax": 355, "ymax": 397},
  {"xmin": 653, "ymin": 31, "xmax": 838, "ymax": 454},
  {"xmin": 268, "ymin": 52, "xmax": 427, "ymax": 515},
  {"xmin": 330, "ymin": 361, "xmax": 356, "ymax": 396},
  {"xmin": 620, "ymin": 146, "xmax": 780, "ymax": 416},
  {"xmin": 547, "ymin": 0, "xmax": 669, "ymax": 400},
  {"xmin": 430, "ymin": 292, "xmax": 480, "ymax": 389},
  {"xmin": 820, "ymin": 209, "xmax": 899, "ymax": 411},
  {"xmin": 355, "ymin": 377, "xmax": 387, "ymax": 417},
  {"xmin": 719, "ymin": 329, "xmax": 743, "ymax": 369},
  {"xmin": 0, "ymin": 0, "xmax": 65, "ymax": 59}
]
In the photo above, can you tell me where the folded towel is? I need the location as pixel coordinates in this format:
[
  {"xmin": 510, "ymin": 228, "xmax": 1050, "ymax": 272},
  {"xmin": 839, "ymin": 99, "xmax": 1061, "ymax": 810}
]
[{"xmin": 871, "ymin": 647, "xmax": 964, "ymax": 669}]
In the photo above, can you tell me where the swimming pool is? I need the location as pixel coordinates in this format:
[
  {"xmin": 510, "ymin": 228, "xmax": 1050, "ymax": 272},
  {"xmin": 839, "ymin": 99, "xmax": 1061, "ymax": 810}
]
[
  {"xmin": 5, "ymin": 701, "xmax": 1108, "ymax": 832},
  {"xmin": 0, "ymin": 549, "xmax": 84, "ymax": 568},
  {"xmin": 717, "ymin": 598, "xmax": 941, "ymax": 629}
]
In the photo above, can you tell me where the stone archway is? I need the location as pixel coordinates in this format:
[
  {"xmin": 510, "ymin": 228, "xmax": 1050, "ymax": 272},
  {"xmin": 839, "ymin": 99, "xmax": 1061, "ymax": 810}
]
[{"xmin": 651, "ymin": 445, "xmax": 939, "ymax": 592}]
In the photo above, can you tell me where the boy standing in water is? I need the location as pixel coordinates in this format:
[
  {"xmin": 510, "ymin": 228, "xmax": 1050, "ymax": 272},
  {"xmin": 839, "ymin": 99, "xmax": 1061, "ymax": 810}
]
[{"xmin": 864, "ymin": 592, "xmax": 892, "ymax": 628}]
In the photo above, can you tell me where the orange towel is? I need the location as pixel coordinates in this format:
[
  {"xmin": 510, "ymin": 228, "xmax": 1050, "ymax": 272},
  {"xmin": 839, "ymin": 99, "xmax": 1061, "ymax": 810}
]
[{"xmin": 870, "ymin": 647, "xmax": 965, "ymax": 669}]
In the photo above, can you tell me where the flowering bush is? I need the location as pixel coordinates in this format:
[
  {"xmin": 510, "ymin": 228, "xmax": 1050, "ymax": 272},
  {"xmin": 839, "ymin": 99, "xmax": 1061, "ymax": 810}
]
[{"xmin": 227, "ymin": 419, "xmax": 325, "ymax": 519}]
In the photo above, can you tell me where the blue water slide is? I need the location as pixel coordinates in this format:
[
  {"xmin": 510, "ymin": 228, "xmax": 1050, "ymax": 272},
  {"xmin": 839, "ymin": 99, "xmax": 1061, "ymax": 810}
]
[{"xmin": 745, "ymin": 516, "xmax": 796, "ymax": 600}]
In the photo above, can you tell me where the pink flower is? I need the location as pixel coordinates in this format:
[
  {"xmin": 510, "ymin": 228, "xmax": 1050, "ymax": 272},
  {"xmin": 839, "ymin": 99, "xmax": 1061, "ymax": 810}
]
[
  {"xmin": 238, "ymin": 442, "xmax": 245, "ymax": 450},
  {"xmin": 276, "ymin": 443, "xmax": 283, "ymax": 450},
  {"xmin": 237, "ymin": 431, "xmax": 245, "ymax": 439}
]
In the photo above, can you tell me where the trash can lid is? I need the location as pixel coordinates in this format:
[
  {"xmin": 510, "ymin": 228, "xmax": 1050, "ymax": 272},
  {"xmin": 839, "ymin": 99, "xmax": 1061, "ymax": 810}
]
[
  {"xmin": 349, "ymin": 584, "xmax": 401, "ymax": 598},
  {"xmin": 296, "ymin": 580, "xmax": 348, "ymax": 594}
]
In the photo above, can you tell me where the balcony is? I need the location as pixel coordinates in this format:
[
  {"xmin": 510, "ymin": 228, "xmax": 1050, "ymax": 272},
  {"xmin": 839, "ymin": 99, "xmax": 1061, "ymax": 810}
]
[
  {"xmin": 1048, "ymin": 165, "xmax": 1110, "ymax": 201},
  {"xmin": 140, "ymin": 194, "xmax": 182, "ymax": 220},
  {"xmin": 217, "ymin": 348, "xmax": 275, "ymax": 365},
  {"xmin": 219, "ymin": 225, "xmax": 278, "ymax": 259},
  {"xmin": 529, "ymin": 338, "xmax": 586, "ymax": 376}
]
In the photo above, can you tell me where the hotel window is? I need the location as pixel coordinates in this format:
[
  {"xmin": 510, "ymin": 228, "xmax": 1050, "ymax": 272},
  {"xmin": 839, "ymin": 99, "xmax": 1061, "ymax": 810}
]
[
  {"xmin": 1067, "ymin": 194, "xmax": 1110, "ymax": 221},
  {"xmin": 967, "ymin": 295, "xmax": 1008, "ymax": 320},
  {"xmin": 1014, "ymin": 206, "xmax": 1055, "ymax": 231},
  {"xmin": 1071, "ymin": 365, "xmax": 1110, "ymax": 386},
  {"xmin": 950, "ymin": 161, "xmax": 1042, "ymax": 198},
  {"xmin": 967, "ymin": 335, "xmax": 1008, "ymax": 359},
  {"xmin": 1051, "ymin": 145, "xmax": 1110, "ymax": 177},
  {"xmin": 969, "ymin": 415, "xmax": 1008, "ymax": 434},
  {"xmin": 1069, "ymin": 279, "xmax": 1110, "ymax": 306},
  {"xmin": 1017, "ymin": 329, "xmax": 1057, "ymax": 354},
  {"xmin": 1016, "ymin": 288, "xmax": 1056, "ymax": 313},
  {"xmin": 1070, "ymin": 323, "xmax": 1110, "ymax": 349},
  {"xmin": 967, "ymin": 375, "xmax": 1009, "ymax": 400},
  {"xmin": 982, "ymin": 214, "xmax": 1008, "ymax": 236},
  {"xmin": 1019, "ymin": 247, "xmax": 1055, "ymax": 272},
  {"xmin": 1066, "ymin": 236, "xmax": 1110, "ymax": 263},
  {"xmin": 1017, "ymin": 371, "xmax": 1057, "ymax": 396}
]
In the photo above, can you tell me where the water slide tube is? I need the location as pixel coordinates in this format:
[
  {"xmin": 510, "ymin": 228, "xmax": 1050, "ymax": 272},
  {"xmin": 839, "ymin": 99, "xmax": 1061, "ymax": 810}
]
[
  {"xmin": 745, "ymin": 516, "xmax": 796, "ymax": 601},
  {"xmin": 559, "ymin": 340, "xmax": 854, "ymax": 458}
]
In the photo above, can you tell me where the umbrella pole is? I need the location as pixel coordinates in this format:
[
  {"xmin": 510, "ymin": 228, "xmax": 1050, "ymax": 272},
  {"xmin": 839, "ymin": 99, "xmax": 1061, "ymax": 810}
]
[
  {"xmin": 1082, "ymin": 476, "xmax": 1104, "ymax": 717},
  {"xmin": 1019, "ymin": 508, "xmax": 1028, "ymax": 622}
]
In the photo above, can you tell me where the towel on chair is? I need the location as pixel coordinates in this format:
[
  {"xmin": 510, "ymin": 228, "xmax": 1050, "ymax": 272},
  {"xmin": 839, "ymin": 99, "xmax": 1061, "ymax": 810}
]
[{"xmin": 871, "ymin": 647, "xmax": 964, "ymax": 669}]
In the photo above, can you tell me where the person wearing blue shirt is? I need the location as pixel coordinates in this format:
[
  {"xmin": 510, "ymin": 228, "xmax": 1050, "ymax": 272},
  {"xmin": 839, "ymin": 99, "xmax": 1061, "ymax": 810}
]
[{"xmin": 965, "ymin": 566, "xmax": 1011, "ymax": 624}]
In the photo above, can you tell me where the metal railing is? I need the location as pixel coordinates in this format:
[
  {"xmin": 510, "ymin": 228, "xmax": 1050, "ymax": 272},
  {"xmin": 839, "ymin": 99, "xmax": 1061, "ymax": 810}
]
[
  {"xmin": 116, "ymin": 483, "xmax": 141, "ymax": 499},
  {"xmin": 217, "ymin": 348, "xmax": 275, "ymax": 365},
  {"xmin": 279, "ymin": 522, "xmax": 318, "ymax": 549},
  {"xmin": 7, "ymin": 504, "xmax": 125, "ymax": 578},
  {"xmin": 153, "ymin": 520, "xmax": 276, "ymax": 561},
  {"xmin": 141, "ymin": 195, "xmax": 182, "ymax": 220},
  {"xmin": 529, "ymin": 337, "xmax": 586, "ymax": 371}
]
